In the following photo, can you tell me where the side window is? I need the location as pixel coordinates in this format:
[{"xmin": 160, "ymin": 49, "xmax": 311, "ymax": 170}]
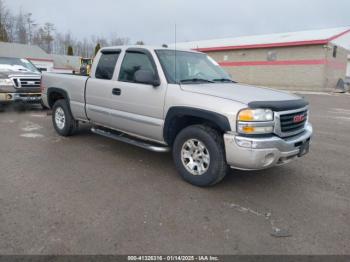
[
  {"xmin": 119, "ymin": 52, "xmax": 156, "ymax": 82},
  {"xmin": 95, "ymin": 52, "xmax": 120, "ymax": 80}
]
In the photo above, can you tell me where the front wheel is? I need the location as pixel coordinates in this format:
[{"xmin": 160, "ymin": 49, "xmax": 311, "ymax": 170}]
[
  {"xmin": 52, "ymin": 99, "xmax": 78, "ymax": 136},
  {"xmin": 173, "ymin": 125, "xmax": 228, "ymax": 187}
]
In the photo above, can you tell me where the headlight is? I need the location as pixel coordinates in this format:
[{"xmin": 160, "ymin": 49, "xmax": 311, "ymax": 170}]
[
  {"xmin": 0, "ymin": 78, "xmax": 13, "ymax": 86},
  {"xmin": 238, "ymin": 109, "xmax": 274, "ymax": 122},
  {"xmin": 237, "ymin": 109, "xmax": 275, "ymax": 135}
]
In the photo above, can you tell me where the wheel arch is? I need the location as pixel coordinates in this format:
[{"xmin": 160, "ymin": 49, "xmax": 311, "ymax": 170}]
[
  {"xmin": 163, "ymin": 107, "xmax": 231, "ymax": 146},
  {"xmin": 47, "ymin": 87, "xmax": 70, "ymax": 108},
  {"xmin": 47, "ymin": 87, "xmax": 76, "ymax": 122}
]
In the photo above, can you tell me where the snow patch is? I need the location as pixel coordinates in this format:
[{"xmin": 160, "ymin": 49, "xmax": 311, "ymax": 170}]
[
  {"xmin": 22, "ymin": 122, "xmax": 43, "ymax": 132},
  {"xmin": 21, "ymin": 133, "xmax": 44, "ymax": 138}
]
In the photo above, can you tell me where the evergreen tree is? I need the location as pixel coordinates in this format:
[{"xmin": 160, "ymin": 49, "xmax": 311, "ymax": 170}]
[
  {"xmin": 0, "ymin": 21, "xmax": 8, "ymax": 41},
  {"xmin": 67, "ymin": 45, "xmax": 73, "ymax": 56}
]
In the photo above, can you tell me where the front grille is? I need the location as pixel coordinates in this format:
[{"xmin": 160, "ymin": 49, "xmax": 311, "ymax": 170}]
[
  {"xmin": 279, "ymin": 110, "xmax": 308, "ymax": 134},
  {"xmin": 11, "ymin": 76, "xmax": 41, "ymax": 88}
]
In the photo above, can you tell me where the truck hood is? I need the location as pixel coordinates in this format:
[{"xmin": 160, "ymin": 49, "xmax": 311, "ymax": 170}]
[
  {"xmin": 0, "ymin": 71, "xmax": 41, "ymax": 79},
  {"xmin": 180, "ymin": 83, "xmax": 300, "ymax": 105}
]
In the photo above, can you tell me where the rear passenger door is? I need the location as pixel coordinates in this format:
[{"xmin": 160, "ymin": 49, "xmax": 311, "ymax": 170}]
[
  {"xmin": 85, "ymin": 49, "xmax": 121, "ymax": 127},
  {"xmin": 107, "ymin": 48, "xmax": 167, "ymax": 142}
]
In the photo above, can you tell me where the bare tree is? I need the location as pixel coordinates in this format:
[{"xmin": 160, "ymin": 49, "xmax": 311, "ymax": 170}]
[
  {"xmin": 4, "ymin": 13, "xmax": 15, "ymax": 42},
  {"xmin": 15, "ymin": 10, "xmax": 27, "ymax": 44},
  {"xmin": 0, "ymin": 0, "xmax": 9, "ymax": 41},
  {"xmin": 110, "ymin": 33, "xmax": 129, "ymax": 46},
  {"xmin": 41, "ymin": 22, "xmax": 55, "ymax": 53},
  {"xmin": 25, "ymin": 13, "xmax": 37, "ymax": 44},
  {"xmin": 0, "ymin": 0, "xmax": 132, "ymax": 56}
]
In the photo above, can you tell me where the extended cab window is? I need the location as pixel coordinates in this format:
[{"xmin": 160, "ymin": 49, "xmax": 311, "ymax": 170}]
[
  {"xmin": 95, "ymin": 52, "xmax": 120, "ymax": 80},
  {"xmin": 118, "ymin": 52, "xmax": 156, "ymax": 83}
]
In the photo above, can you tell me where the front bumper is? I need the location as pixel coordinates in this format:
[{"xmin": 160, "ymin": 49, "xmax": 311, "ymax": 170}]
[
  {"xmin": 224, "ymin": 123, "xmax": 313, "ymax": 170},
  {"xmin": 0, "ymin": 92, "xmax": 42, "ymax": 103}
]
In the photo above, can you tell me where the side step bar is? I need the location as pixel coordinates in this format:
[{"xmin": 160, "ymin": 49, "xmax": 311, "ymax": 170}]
[{"xmin": 91, "ymin": 127, "xmax": 170, "ymax": 153}]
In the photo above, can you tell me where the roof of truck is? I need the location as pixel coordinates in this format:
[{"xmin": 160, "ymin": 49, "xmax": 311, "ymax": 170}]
[{"xmin": 100, "ymin": 45, "xmax": 200, "ymax": 53}]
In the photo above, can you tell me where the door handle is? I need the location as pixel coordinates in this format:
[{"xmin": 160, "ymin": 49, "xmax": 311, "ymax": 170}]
[{"xmin": 112, "ymin": 88, "xmax": 121, "ymax": 96}]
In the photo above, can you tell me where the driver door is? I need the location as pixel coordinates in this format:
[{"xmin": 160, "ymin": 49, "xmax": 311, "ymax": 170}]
[{"xmin": 106, "ymin": 48, "xmax": 167, "ymax": 142}]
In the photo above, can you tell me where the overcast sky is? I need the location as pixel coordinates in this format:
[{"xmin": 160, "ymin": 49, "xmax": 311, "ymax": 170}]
[{"xmin": 5, "ymin": 0, "xmax": 350, "ymax": 44}]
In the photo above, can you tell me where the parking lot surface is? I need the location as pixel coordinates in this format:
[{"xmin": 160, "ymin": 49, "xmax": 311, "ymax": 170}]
[{"xmin": 0, "ymin": 94, "xmax": 349, "ymax": 255}]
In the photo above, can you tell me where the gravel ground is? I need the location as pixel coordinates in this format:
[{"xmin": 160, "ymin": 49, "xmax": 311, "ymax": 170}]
[{"xmin": 0, "ymin": 94, "xmax": 349, "ymax": 255}]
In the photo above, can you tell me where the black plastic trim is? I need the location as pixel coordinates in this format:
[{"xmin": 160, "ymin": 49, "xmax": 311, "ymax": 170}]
[
  {"xmin": 47, "ymin": 87, "xmax": 74, "ymax": 119},
  {"xmin": 118, "ymin": 48, "xmax": 160, "ymax": 86},
  {"xmin": 248, "ymin": 99, "xmax": 309, "ymax": 112},
  {"xmin": 164, "ymin": 107, "xmax": 231, "ymax": 144},
  {"xmin": 101, "ymin": 49, "xmax": 121, "ymax": 55}
]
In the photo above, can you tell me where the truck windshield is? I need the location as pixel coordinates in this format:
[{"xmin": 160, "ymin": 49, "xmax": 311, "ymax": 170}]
[
  {"xmin": 156, "ymin": 50, "xmax": 234, "ymax": 84},
  {"xmin": 0, "ymin": 57, "xmax": 40, "ymax": 73}
]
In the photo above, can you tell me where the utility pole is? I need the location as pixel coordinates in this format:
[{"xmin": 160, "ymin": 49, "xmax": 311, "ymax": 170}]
[{"xmin": 26, "ymin": 13, "xmax": 37, "ymax": 45}]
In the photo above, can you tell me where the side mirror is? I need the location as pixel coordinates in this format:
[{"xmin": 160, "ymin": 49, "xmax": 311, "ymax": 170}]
[{"xmin": 134, "ymin": 69, "xmax": 160, "ymax": 87}]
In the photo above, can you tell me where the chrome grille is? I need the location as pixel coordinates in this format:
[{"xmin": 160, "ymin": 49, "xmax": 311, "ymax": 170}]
[
  {"xmin": 280, "ymin": 110, "xmax": 308, "ymax": 132},
  {"xmin": 11, "ymin": 76, "xmax": 41, "ymax": 88},
  {"xmin": 274, "ymin": 107, "xmax": 309, "ymax": 138}
]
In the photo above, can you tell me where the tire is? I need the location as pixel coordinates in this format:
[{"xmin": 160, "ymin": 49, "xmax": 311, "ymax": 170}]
[
  {"xmin": 173, "ymin": 125, "xmax": 228, "ymax": 187},
  {"xmin": 52, "ymin": 99, "xmax": 78, "ymax": 136}
]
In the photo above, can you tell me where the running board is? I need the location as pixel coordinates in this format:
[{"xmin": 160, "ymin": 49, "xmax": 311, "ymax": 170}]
[{"xmin": 91, "ymin": 127, "xmax": 170, "ymax": 153}]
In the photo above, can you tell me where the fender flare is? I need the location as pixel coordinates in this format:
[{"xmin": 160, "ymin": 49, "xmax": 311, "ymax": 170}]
[
  {"xmin": 47, "ymin": 87, "xmax": 74, "ymax": 118},
  {"xmin": 47, "ymin": 87, "xmax": 70, "ymax": 107},
  {"xmin": 163, "ymin": 106, "xmax": 231, "ymax": 144}
]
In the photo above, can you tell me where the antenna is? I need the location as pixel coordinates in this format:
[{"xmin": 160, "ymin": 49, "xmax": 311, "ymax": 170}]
[{"xmin": 175, "ymin": 23, "xmax": 177, "ymax": 84}]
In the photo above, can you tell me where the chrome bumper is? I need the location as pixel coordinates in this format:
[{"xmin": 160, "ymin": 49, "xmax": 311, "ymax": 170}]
[
  {"xmin": 0, "ymin": 93, "xmax": 42, "ymax": 103},
  {"xmin": 224, "ymin": 123, "xmax": 313, "ymax": 170}
]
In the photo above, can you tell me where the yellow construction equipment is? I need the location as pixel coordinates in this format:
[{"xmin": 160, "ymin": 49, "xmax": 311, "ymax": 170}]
[{"xmin": 80, "ymin": 58, "xmax": 93, "ymax": 76}]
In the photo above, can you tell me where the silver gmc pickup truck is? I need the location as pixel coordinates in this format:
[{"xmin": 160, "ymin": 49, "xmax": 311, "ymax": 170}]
[{"xmin": 42, "ymin": 46, "xmax": 313, "ymax": 187}]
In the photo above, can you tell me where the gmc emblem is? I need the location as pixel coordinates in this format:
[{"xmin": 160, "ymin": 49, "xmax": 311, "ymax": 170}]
[{"xmin": 293, "ymin": 114, "xmax": 305, "ymax": 123}]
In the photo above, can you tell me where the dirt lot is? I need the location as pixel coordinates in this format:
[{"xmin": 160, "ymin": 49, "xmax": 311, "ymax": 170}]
[{"xmin": 0, "ymin": 94, "xmax": 349, "ymax": 255}]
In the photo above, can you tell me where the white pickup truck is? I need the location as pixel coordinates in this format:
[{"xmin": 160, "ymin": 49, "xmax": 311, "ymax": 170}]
[{"xmin": 41, "ymin": 46, "xmax": 313, "ymax": 187}]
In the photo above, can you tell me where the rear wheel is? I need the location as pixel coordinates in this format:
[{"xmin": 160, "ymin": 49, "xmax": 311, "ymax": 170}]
[
  {"xmin": 173, "ymin": 125, "xmax": 228, "ymax": 187},
  {"xmin": 52, "ymin": 99, "xmax": 78, "ymax": 136}
]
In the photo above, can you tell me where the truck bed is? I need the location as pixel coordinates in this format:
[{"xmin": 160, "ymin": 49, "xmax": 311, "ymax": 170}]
[{"xmin": 42, "ymin": 72, "xmax": 89, "ymax": 120}]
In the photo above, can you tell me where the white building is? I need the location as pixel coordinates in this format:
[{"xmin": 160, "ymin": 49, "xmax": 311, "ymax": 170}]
[
  {"xmin": 347, "ymin": 55, "xmax": 350, "ymax": 78},
  {"xmin": 0, "ymin": 42, "xmax": 54, "ymax": 71},
  {"xmin": 173, "ymin": 27, "xmax": 350, "ymax": 91},
  {"xmin": 0, "ymin": 42, "xmax": 82, "ymax": 73},
  {"xmin": 50, "ymin": 54, "xmax": 81, "ymax": 74}
]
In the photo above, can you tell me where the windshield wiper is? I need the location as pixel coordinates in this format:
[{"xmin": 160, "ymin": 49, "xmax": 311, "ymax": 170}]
[
  {"xmin": 212, "ymin": 78, "xmax": 237, "ymax": 83},
  {"xmin": 180, "ymin": 78, "xmax": 215, "ymax": 84}
]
